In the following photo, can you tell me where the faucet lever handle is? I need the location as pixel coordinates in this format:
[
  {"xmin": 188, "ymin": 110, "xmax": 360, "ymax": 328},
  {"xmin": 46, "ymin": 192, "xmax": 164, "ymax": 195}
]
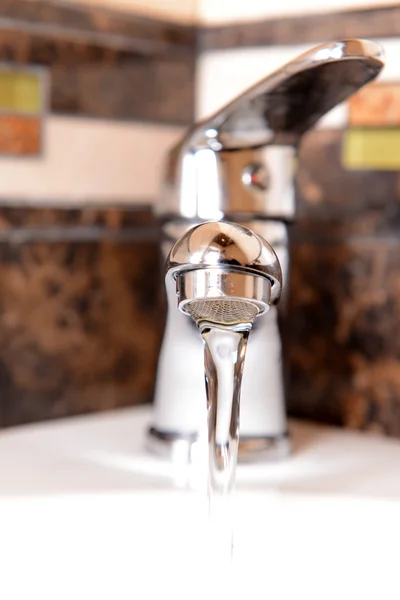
[{"xmin": 187, "ymin": 38, "xmax": 384, "ymax": 151}]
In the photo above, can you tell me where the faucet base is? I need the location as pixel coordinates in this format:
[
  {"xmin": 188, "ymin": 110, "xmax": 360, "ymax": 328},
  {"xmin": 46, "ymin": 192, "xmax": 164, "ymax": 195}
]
[{"xmin": 146, "ymin": 427, "xmax": 291, "ymax": 464}]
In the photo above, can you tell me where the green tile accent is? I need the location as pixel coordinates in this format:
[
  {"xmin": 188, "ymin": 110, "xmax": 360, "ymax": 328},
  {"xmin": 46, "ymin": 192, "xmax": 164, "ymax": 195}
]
[
  {"xmin": 343, "ymin": 128, "xmax": 400, "ymax": 171},
  {"xmin": 0, "ymin": 70, "xmax": 41, "ymax": 114}
]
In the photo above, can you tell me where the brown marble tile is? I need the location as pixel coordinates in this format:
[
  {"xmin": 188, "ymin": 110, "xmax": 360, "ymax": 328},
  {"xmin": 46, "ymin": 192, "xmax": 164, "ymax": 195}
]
[
  {"xmin": 0, "ymin": 116, "xmax": 41, "ymax": 155},
  {"xmin": 0, "ymin": 0, "xmax": 196, "ymax": 125},
  {"xmin": 286, "ymin": 128, "xmax": 400, "ymax": 436},
  {"xmin": 0, "ymin": 205, "xmax": 156, "ymax": 231},
  {"xmin": 296, "ymin": 130, "xmax": 399, "ymax": 224},
  {"xmin": 284, "ymin": 239, "xmax": 400, "ymax": 437},
  {"xmin": 0, "ymin": 237, "xmax": 165, "ymax": 427},
  {"xmin": 0, "ymin": 28, "xmax": 195, "ymax": 125}
]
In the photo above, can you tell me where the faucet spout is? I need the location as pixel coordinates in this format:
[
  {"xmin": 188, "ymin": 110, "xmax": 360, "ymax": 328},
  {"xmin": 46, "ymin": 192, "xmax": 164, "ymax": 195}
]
[{"xmin": 166, "ymin": 220, "xmax": 282, "ymax": 318}]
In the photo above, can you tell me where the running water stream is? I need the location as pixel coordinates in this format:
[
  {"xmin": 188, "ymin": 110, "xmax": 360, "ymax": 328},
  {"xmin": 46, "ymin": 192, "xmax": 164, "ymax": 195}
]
[{"xmin": 186, "ymin": 299, "xmax": 259, "ymax": 569}]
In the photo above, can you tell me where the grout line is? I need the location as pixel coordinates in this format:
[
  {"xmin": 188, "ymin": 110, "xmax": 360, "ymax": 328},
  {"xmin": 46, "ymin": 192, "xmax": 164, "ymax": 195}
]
[
  {"xmin": 0, "ymin": 200, "xmax": 155, "ymax": 210},
  {"xmin": 0, "ymin": 17, "xmax": 195, "ymax": 55},
  {"xmin": 0, "ymin": 226, "xmax": 161, "ymax": 243},
  {"xmin": 290, "ymin": 234, "xmax": 400, "ymax": 246}
]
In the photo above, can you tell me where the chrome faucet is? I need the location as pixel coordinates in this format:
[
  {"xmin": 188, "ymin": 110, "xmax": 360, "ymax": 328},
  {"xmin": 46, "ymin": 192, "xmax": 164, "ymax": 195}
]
[{"xmin": 148, "ymin": 39, "xmax": 384, "ymax": 462}]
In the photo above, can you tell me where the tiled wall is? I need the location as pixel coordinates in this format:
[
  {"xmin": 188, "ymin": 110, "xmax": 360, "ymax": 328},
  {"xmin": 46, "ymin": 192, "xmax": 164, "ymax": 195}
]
[
  {"xmin": 0, "ymin": 0, "xmax": 193, "ymax": 426},
  {"xmin": 0, "ymin": 206, "xmax": 163, "ymax": 427},
  {"xmin": 2, "ymin": 0, "xmax": 400, "ymax": 437}
]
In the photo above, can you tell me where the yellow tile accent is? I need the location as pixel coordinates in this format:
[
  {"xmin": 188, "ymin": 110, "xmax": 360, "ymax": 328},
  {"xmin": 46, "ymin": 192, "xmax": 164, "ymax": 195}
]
[
  {"xmin": 343, "ymin": 129, "xmax": 400, "ymax": 171},
  {"xmin": 0, "ymin": 71, "xmax": 41, "ymax": 114}
]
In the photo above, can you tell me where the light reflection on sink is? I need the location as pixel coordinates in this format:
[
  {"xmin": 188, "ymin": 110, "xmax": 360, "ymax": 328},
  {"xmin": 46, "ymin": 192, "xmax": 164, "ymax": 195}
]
[{"xmin": 0, "ymin": 406, "xmax": 400, "ymax": 599}]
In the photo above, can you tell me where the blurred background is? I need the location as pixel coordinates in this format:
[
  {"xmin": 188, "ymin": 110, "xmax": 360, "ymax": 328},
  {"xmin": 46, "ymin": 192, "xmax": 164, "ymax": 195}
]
[{"xmin": 0, "ymin": 0, "xmax": 399, "ymax": 437}]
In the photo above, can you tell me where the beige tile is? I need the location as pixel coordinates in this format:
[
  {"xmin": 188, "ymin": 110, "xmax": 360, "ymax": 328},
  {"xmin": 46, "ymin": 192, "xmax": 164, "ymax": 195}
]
[
  {"xmin": 198, "ymin": 0, "xmax": 400, "ymax": 24},
  {"xmin": 61, "ymin": 0, "xmax": 197, "ymax": 23},
  {"xmin": 0, "ymin": 116, "xmax": 183, "ymax": 203}
]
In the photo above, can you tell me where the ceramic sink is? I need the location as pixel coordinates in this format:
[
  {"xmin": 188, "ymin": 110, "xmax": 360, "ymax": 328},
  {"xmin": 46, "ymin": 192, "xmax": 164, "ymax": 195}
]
[{"xmin": 0, "ymin": 406, "xmax": 399, "ymax": 600}]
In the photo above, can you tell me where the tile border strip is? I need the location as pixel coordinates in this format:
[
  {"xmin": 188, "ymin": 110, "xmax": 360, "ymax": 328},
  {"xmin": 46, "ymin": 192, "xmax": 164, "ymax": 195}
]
[
  {"xmin": 1, "ymin": 2, "xmax": 399, "ymax": 125},
  {"xmin": 0, "ymin": 0, "xmax": 196, "ymax": 54},
  {"xmin": 199, "ymin": 5, "xmax": 400, "ymax": 50}
]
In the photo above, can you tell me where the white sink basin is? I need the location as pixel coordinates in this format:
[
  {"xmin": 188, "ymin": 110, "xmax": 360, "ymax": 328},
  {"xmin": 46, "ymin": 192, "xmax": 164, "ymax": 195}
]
[{"xmin": 1, "ymin": 406, "xmax": 400, "ymax": 600}]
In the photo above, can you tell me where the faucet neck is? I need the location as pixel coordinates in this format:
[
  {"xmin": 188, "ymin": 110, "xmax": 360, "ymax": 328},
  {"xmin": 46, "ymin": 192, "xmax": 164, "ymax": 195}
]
[{"xmin": 159, "ymin": 144, "xmax": 296, "ymax": 222}]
